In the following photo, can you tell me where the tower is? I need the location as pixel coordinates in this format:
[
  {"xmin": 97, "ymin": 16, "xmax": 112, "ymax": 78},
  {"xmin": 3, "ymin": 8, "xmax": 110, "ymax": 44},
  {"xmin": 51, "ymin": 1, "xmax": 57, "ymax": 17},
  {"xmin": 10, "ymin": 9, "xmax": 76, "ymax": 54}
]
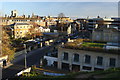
[
  {"xmin": 11, "ymin": 10, "xmax": 18, "ymax": 17},
  {"xmin": 32, "ymin": 13, "xmax": 34, "ymax": 18}
]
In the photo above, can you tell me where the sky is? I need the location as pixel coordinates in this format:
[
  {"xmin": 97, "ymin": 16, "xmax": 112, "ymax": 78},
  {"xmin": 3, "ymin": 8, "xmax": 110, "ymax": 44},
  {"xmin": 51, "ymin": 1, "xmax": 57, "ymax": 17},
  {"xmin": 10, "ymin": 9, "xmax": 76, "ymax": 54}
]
[
  {"xmin": 0, "ymin": 0, "xmax": 120, "ymax": 2},
  {"xmin": 1, "ymin": 2, "xmax": 118, "ymax": 18}
]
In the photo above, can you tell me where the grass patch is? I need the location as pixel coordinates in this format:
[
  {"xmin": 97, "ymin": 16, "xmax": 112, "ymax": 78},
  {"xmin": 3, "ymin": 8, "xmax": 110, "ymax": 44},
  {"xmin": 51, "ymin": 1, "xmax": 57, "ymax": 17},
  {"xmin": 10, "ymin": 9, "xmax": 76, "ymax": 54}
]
[
  {"xmin": 65, "ymin": 42, "xmax": 105, "ymax": 49},
  {"xmin": 81, "ymin": 42, "xmax": 105, "ymax": 48}
]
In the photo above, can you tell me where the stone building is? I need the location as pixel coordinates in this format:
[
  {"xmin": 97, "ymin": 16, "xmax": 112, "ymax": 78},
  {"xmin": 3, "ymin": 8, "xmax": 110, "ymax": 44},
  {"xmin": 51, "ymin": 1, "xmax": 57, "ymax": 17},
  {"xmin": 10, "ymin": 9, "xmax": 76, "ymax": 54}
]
[
  {"xmin": 9, "ymin": 23, "xmax": 34, "ymax": 38},
  {"xmin": 1, "ymin": 10, "xmax": 73, "ymax": 26},
  {"xmin": 92, "ymin": 28, "xmax": 120, "ymax": 43},
  {"xmin": 57, "ymin": 47, "xmax": 120, "ymax": 71}
]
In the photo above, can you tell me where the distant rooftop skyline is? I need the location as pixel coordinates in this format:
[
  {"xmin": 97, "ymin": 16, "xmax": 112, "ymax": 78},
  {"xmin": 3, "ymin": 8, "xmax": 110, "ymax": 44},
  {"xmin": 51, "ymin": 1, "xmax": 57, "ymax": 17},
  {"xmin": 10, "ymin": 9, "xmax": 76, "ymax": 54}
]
[{"xmin": 1, "ymin": 2, "xmax": 118, "ymax": 18}]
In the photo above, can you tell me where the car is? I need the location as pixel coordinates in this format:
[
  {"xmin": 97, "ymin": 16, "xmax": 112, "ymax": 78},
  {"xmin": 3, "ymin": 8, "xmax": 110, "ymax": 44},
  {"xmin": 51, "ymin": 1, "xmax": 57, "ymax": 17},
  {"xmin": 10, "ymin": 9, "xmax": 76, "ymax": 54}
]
[{"xmin": 35, "ymin": 38, "xmax": 40, "ymax": 41}]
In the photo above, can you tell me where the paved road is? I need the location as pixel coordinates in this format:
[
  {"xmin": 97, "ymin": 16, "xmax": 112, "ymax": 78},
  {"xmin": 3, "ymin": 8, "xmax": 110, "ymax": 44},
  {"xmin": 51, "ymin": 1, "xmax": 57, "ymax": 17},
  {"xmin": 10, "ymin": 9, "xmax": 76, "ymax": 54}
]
[{"xmin": 2, "ymin": 44, "xmax": 57, "ymax": 79}]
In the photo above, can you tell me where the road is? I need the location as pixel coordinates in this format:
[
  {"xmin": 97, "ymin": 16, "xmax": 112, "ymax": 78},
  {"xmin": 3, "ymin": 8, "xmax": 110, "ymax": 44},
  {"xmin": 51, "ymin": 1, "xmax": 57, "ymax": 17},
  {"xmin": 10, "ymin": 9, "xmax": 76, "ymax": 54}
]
[{"xmin": 2, "ymin": 44, "xmax": 57, "ymax": 79}]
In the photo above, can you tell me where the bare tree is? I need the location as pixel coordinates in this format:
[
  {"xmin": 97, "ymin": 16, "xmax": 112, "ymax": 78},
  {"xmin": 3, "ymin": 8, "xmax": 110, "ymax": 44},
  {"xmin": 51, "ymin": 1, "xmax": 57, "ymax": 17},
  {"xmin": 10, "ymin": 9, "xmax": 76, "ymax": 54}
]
[
  {"xmin": 57, "ymin": 13, "xmax": 67, "ymax": 32},
  {"xmin": 26, "ymin": 22, "xmax": 43, "ymax": 39},
  {"xmin": 58, "ymin": 13, "xmax": 65, "ymax": 18}
]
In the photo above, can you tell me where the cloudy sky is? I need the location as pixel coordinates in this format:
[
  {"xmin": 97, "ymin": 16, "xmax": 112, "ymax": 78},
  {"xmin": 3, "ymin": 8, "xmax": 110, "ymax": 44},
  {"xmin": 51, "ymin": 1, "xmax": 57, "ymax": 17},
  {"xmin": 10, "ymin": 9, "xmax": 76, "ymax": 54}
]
[{"xmin": 0, "ymin": 1, "xmax": 119, "ymax": 18}]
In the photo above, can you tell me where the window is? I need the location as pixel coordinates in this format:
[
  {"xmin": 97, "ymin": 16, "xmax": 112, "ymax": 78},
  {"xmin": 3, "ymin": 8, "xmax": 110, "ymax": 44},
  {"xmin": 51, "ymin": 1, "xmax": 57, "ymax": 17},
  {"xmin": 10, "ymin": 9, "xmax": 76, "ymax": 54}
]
[
  {"xmin": 85, "ymin": 55, "xmax": 91, "ymax": 64},
  {"xmin": 97, "ymin": 56, "xmax": 103, "ymax": 66},
  {"xmin": 73, "ymin": 54, "xmax": 79, "ymax": 62},
  {"xmin": 63, "ymin": 52, "xmax": 68, "ymax": 61},
  {"xmin": 109, "ymin": 58, "xmax": 116, "ymax": 67},
  {"xmin": 17, "ymin": 31, "xmax": 19, "ymax": 34},
  {"xmin": 83, "ymin": 66, "xmax": 91, "ymax": 70},
  {"xmin": 16, "ymin": 26, "xmax": 19, "ymax": 28},
  {"xmin": 114, "ymin": 36, "xmax": 118, "ymax": 40},
  {"xmin": 20, "ymin": 31, "xmax": 22, "ymax": 34},
  {"xmin": 96, "ymin": 35, "xmax": 100, "ymax": 40}
]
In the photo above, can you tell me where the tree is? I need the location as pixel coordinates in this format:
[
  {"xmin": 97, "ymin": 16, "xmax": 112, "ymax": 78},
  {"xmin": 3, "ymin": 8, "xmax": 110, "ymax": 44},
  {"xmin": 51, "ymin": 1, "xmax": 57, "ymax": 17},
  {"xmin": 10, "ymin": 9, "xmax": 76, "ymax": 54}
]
[
  {"xmin": 26, "ymin": 22, "xmax": 43, "ymax": 39},
  {"xmin": 58, "ymin": 13, "xmax": 65, "ymax": 18},
  {"xmin": 57, "ymin": 13, "xmax": 68, "ymax": 32},
  {"xmin": 1, "ymin": 28, "xmax": 15, "ymax": 61}
]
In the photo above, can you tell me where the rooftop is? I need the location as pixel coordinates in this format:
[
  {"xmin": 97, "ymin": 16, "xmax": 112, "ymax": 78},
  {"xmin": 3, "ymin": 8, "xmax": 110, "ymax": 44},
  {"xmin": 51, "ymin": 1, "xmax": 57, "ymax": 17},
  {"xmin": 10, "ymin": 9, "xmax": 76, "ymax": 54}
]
[
  {"xmin": 94, "ymin": 27, "xmax": 120, "ymax": 32},
  {"xmin": 2, "ymin": 17, "xmax": 43, "ymax": 20},
  {"xmin": 15, "ymin": 23, "xmax": 30, "ymax": 25},
  {"xmin": 63, "ymin": 39, "xmax": 120, "ymax": 54}
]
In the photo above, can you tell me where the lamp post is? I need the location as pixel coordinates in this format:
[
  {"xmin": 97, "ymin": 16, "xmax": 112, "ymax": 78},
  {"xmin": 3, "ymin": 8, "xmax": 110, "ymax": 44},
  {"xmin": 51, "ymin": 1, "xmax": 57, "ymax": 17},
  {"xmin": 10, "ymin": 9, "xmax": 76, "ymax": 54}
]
[
  {"xmin": 11, "ymin": 29, "xmax": 13, "ymax": 38},
  {"xmin": 24, "ymin": 44, "xmax": 27, "ymax": 69}
]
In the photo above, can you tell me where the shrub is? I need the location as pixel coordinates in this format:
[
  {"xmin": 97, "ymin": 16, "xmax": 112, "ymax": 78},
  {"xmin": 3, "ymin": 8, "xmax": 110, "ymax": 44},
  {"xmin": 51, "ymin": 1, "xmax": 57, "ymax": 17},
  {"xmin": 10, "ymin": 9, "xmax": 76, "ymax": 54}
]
[{"xmin": 42, "ymin": 59, "xmax": 48, "ymax": 67}]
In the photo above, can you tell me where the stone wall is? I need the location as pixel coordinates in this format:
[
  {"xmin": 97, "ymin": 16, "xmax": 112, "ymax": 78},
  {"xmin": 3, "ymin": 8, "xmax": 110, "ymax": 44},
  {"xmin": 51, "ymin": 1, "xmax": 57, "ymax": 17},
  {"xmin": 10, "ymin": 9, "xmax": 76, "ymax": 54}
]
[{"xmin": 58, "ymin": 47, "xmax": 120, "ymax": 71}]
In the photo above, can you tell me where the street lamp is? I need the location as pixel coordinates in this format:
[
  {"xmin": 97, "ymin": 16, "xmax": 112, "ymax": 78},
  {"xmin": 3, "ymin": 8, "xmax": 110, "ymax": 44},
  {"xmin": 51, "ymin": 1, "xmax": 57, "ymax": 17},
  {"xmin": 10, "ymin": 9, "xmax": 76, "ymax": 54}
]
[
  {"xmin": 11, "ymin": 29, "xmax": 14, "ymax": 38},
  {"xmin": 23, "ymin": 44, "xmax": 27, "ymax": 69}
]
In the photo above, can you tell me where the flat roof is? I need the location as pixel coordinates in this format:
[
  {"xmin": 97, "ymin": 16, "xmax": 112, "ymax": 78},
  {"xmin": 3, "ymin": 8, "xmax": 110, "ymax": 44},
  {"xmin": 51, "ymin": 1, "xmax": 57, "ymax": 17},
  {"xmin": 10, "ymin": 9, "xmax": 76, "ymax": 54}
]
[{"xmin": 15, "ymin": 23, "xmax": 30, "ymax": 25}]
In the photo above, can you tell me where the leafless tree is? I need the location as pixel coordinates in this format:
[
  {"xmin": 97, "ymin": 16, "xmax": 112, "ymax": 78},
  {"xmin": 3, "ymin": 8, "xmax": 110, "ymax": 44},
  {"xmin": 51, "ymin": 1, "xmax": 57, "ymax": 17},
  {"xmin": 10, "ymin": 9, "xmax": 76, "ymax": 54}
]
[{"xmin": 58, "ymin": 13, "xmax": 65, "ymax": 18}]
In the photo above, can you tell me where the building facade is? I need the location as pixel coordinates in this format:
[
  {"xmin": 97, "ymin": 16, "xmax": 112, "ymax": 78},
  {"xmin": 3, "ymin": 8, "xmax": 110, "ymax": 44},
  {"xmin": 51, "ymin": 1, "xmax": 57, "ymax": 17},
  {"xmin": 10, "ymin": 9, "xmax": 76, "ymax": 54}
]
[
  {"xmin": 87, "ymin": 18, "xmax": 120, "ymax": 31},
  {"xmin": 12, "ymin": 23, "xmax": 33, "ymax": 38},
  {"xmin": 92, "ymin": 28, "xmax": 120, "ymax": 43},
  {"xmin": 57, "ymin": 48, "xmax": 120, "ymax": 71}
]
